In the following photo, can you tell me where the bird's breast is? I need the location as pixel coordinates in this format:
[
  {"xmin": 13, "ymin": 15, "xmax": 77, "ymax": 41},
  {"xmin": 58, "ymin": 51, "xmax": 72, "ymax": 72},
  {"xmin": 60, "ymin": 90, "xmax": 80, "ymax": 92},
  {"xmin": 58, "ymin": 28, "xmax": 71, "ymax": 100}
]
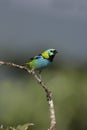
[{"xmin": 34, "ymin": 57, "xmax": 51, "ymax": 69}]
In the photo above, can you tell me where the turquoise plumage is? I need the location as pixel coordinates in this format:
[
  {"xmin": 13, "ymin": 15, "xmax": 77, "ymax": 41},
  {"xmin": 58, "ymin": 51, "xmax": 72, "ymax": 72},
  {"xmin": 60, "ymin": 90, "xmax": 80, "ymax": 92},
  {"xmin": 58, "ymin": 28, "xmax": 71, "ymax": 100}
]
[{"xmin": 26, "ymin": 49, "xmax": 58, "ymax": 73}]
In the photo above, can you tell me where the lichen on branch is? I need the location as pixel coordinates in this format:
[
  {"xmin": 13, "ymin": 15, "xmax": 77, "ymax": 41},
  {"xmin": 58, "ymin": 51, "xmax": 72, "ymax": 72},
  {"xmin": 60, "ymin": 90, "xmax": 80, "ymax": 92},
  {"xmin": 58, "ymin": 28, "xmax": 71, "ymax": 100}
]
[{"xmin": 0, "ymin": 61, "xmax": 56, "ymax": 130}]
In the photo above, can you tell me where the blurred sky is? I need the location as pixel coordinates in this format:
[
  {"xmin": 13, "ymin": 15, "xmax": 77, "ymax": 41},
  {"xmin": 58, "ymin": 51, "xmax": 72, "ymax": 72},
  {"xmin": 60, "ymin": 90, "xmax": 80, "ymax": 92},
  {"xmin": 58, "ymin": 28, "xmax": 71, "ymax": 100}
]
[{"xmin": 0, "ymin": 0, "xmax": 87, "ymax": 65}]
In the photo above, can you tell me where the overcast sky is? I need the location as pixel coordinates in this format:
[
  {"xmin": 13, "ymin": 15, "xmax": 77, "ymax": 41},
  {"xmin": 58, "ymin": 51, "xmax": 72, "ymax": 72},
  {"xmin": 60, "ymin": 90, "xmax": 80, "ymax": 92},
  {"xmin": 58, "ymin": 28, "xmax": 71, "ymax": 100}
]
[
  {"xmin": 0, "ymin": 0, "xmax": 87, "ymax": 65},
  {"xmin": 12, "ymin": 0, "xmax": 87, "ymax": 16}
]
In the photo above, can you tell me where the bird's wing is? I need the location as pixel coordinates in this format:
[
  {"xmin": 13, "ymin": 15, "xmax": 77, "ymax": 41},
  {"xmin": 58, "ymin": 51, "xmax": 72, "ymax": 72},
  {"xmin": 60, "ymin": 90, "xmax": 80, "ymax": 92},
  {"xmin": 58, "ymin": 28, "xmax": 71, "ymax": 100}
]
[{"xmin": 30, "ymin": 55, "xmax": 42, "ymax": 60}]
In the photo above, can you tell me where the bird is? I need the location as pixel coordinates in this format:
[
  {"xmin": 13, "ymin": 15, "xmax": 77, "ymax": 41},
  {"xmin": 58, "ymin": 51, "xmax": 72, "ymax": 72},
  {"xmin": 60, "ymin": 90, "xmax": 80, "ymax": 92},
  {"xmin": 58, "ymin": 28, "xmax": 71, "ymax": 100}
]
[{"xmin": 26, "ymin": 49, "xmax": 58, "ymax": 74}]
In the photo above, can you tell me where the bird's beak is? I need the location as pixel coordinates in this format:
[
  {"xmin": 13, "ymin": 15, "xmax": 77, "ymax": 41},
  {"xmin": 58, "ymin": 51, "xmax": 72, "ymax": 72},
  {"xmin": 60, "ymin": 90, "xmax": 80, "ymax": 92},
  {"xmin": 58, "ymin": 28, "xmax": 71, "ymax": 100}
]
[{"xmin": 54, "ymin": 50, "xmax": 58, "ymax": 54}]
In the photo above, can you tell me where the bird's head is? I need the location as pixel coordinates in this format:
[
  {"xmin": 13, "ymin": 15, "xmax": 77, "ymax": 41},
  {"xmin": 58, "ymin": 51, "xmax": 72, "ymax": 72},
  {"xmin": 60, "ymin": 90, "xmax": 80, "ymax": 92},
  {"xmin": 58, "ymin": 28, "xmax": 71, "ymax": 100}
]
[{"xmin": 42, "ymin": 49, "xmax": 58, "ymax": 61}]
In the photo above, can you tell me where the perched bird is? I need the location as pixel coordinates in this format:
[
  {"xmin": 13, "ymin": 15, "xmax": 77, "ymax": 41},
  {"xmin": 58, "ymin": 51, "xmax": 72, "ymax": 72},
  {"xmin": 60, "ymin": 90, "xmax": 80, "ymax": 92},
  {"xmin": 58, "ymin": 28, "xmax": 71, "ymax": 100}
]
[{"xmin": 26, "ymin": 49, "xmax": 58, "ymax": 73}]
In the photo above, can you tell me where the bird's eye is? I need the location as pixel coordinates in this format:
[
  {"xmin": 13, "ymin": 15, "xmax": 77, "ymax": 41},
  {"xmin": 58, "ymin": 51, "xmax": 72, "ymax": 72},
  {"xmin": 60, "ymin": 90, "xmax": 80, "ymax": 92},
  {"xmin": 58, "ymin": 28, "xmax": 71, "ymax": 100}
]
[{"xmin": 50, "ymin": 50, "xmax": 53, "ymax": 52}]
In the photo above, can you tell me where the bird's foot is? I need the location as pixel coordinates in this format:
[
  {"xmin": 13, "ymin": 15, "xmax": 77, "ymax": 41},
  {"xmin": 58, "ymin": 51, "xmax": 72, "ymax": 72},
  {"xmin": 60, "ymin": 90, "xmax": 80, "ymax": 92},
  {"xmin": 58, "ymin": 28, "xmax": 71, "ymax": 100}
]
[{"xmin": 30, "ymin": 68, "xmax": 35, "ymax": 74}]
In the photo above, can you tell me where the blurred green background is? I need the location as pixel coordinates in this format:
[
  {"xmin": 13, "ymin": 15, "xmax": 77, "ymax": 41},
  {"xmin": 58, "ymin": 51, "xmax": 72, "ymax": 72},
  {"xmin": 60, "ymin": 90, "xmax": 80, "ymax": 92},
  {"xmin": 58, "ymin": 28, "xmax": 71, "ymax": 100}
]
[
  {"xmin": 0, "ymin": 68, "xmax": 87, "ymax": 130},
  {"xmin": 0, "ymin": 1, "xmax": 87, "ymax": 130}
]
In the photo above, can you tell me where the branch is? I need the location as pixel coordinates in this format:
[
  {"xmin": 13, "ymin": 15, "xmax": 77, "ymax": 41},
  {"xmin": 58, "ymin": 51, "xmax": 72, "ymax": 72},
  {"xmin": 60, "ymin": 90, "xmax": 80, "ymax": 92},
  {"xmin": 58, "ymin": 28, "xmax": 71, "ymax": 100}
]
[{"xmin": 0, "ymin": 61, "xmax": 56, "ymax": 130}]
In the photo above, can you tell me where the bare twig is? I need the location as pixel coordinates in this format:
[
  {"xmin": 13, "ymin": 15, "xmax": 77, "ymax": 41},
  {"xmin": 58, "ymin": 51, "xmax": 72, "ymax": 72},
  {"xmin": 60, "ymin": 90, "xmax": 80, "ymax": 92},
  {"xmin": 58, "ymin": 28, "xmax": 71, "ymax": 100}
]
[{"xmin": 0, "ymin": 61, "xmax": 56, "ymax": 130}]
